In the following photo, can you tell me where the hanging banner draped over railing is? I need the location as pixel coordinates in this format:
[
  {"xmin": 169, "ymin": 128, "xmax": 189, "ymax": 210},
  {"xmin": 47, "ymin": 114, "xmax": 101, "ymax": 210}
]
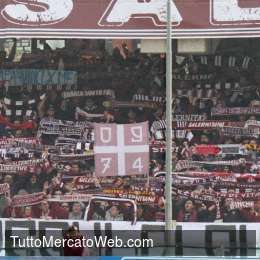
[{"xmin": 1, "ymin": 0, "xmax": 260, "ymax": 38}]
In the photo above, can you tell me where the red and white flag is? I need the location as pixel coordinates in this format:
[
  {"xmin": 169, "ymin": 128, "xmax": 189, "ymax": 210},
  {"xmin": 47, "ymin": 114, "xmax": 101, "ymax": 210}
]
[{"xmin": 94, "ymin": 122, "xmax": 149, "ymax": 177}]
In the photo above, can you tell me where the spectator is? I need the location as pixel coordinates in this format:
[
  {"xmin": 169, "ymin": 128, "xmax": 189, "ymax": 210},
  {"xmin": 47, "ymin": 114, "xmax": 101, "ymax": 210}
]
[
  {"xmin": 241, "ymin": 201, "xmax": 260, "ymax": 222},
  {"xmin": 69, "ymin": 202, "xmax": 84, "ymax": 220},
  {"xmin": 23, "ymin": 206, "xmax": 34, "ymax": 218},
  {"xmin": 177, "ymin": 199, "xmax": 198, "ymax": 222},
  {"xmin": 35, "ymin": 200, "xmax": 68, "ymax": 219},
  {"xmin": 137, "ymin": 205, "xmax": 145, "ymax": 221},
  {"xmin": 105, "ymin": 205, "xmax": 123, "ymax": 221},
  {"xmin": 26, "ymin": 174, "xmax": 42, "ymax": 194},
  {"xmin": 63, "ymin": 225, "xmax": 88, "ymax": 256},
  {"xmin": 222, "ymin": 198, "xmax": 245, "ymax": 222}
]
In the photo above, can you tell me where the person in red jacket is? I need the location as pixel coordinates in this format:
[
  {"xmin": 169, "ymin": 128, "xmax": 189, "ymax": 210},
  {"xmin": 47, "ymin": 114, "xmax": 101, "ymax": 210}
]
[
  {"xmin": 22, "ymin": 206, "xmax": 34, "ymax": 219},
  {"xmin": 177, "ymin": 199, "xmax": 198, "ymax": 222},
  {"xmin": 63, "ymin": 225, "xmax": 89, "ymax": 256}
]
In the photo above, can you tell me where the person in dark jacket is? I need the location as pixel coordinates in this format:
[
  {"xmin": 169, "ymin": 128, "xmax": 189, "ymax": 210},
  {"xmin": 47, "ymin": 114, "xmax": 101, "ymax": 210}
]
[
  {"xmin": 222, "ymin": 198, "xmax": 245, "ymax": 222},
  {"xmin": 197, "ymin": 202, "xmax": 216, "ymax": 222}
]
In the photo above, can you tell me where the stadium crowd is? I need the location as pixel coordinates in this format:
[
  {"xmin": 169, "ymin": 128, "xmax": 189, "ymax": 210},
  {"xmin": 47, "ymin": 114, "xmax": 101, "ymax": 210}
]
[{"xmin": 0, "ymin": 39, "xmax": 259, "ymax": 222}]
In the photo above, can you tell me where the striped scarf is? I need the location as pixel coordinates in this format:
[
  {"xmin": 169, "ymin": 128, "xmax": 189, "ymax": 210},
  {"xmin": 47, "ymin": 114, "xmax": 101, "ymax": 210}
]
[
  {"xmin": 62, "ymin": 89, "xmax": 115, "ymax": 99},
  {"xmin": 212, "ymin": 106, "xmax": 260, "ymax": 116},
  {"xmin": 194, "ymin": 55, "xmax": 253, "ymax": 70},
  {"xmin": 132, "ymin": 94, "xmax": 164, "ymax": 103},
  {"xmin": 175, "ymin": 159, "xmax": 247, "ymax": 171},
  {"xmin": 220, "ymin": 126, "xmax": 259, "ymax": 138}
]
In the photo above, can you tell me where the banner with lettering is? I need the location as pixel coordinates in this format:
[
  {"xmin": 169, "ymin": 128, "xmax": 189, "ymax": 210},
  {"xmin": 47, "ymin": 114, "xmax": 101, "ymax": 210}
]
[
  {"xmin": 94, "ymin": 122, "xmax": 149, "ymax": 176},
  {"xmin": 1, "ymin": 1, "xmax": 260, "ymax": 38},
  {"xmin": 192, "ymin": 144, "xmax": 247, "ymax": 156},
  {"xmin": 0, "ymin": 70, "xmax": 77, "ymax": 86},
  {"xmin": 0, "ymin": 219, "xmax": 257, "ymax": 256},
  {"xmin": 11, "ymin": 192, "xmax": 46, "ymax": 207}
]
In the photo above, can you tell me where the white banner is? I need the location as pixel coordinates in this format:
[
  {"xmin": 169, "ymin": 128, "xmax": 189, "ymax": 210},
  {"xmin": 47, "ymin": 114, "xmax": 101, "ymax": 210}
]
[{"xmin": 0, "ymin": 219, "xmax": 258, "ymax": 256}]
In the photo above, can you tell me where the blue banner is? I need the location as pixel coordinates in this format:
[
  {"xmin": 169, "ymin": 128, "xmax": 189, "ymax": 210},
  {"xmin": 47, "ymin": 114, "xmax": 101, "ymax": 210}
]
[{"xmin": 0, "ymin": 69, "xmax": 77, "ymax": 86}]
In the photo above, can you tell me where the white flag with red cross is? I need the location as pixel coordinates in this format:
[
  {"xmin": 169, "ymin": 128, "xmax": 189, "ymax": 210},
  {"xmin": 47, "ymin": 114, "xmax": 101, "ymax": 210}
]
[{"xmin": 94, "ymin": 122, "xmax": 149, "ymax": 177}]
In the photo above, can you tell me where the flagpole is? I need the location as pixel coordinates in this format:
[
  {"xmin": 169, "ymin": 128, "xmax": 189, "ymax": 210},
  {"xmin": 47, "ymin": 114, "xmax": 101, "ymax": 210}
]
[{"xmin": 165, "ymin": 0, "xmax": 173, "ymax": 233}]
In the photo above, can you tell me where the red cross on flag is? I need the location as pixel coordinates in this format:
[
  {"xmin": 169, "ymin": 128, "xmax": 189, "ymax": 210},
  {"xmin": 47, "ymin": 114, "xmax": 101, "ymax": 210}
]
[{"xmin": 94, "ymin": 122, "xmax": 149, "ymax": 177}]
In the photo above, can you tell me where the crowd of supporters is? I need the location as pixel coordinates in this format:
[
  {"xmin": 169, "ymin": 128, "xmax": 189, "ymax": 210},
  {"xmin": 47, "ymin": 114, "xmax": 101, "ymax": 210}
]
[{"xmin": 0, "ymin": 39, "xmax": 259, "ymax": 222}]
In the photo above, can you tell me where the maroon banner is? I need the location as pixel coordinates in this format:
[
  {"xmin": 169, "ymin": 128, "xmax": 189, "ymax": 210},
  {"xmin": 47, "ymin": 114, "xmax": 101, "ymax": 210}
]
[
  {"xmin": 1, "ymin": 1, "xmax": 260, "ymax": 38},
  {"xmin": 12, "ymin": 192, "xmax": 45, "ymax": 207}
]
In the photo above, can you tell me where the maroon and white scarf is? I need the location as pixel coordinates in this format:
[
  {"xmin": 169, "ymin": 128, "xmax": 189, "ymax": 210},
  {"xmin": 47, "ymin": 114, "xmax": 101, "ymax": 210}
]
[
  {"xmin": 132, "ymin": 94, "xmax": 164, "ymax": 103},
  {"xmin": 7, "ymin": 159, "xmax": 46, "ymax": 166},
  {"xmin": 175, "ymin": 114, "xmax": 207, "ymax": 121},
  {"xmin": 192, "ymin": 144, "xmax": 246, "ymax": 156},
  {"xmin": 175, "ymin": 171, "xmax": 260, "ymax": 180},
  {"xmin": 173, "ymin": 73, "xmax": 214, "ymax": 81},
  {"xmin": 50, "ymin": 153, "xmax": 94, "ymax": 162},
  {"xmin": 0, "ymin": 160, "xmax": 50, "ymax": 174},
  {"xmin": 245, "ymin": 120, "xmax": 260, "ymax": 129},
  {"xmin": 0, "ymin": 138, "xmax": 39, "ymax": 145},
  {"xmin": 175, "ymin": 159, "xmax": 246, "ymax": 171},
  {"xmin": 229, "ymin": 201, "xmax": 254, "ymax": 210},
  {"xmin": 175, "ymin": 120, "xmax": 228, "ymax": 129},
  {"xmin": 103, "ymin": 188, "xmax": 158, "ymax": 204},
  {"xmin": 194, "ymin": 55, "xmax": 253, "ymax": 70},
  {"xmin": 212, "ymin": 106, "xmax": 260, "ymax": 116},
  {"xmin": 12, "ymin": 192, "xmax": 46, "ymax": 207},
  {"xmin": 62, "ymin": 89, "xmax": 115, "ymax": 99},
  {"xmin": 38, "ymin": 118, "xmax": 92, "ymax": 137},
  {"xmin": 47, "ymin": 194, "xmax": 91, "ymax": 202},
  {"xmin": 0, "ymin": 164, "xmax": 28, "ymax": 173},
  {"xmin": 176, "ymin": 82, "xmax": 253, "ymax": 99},
  {"xmin": 220, "ymin": 126, "xmax": 259, "ymax": 138}
]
